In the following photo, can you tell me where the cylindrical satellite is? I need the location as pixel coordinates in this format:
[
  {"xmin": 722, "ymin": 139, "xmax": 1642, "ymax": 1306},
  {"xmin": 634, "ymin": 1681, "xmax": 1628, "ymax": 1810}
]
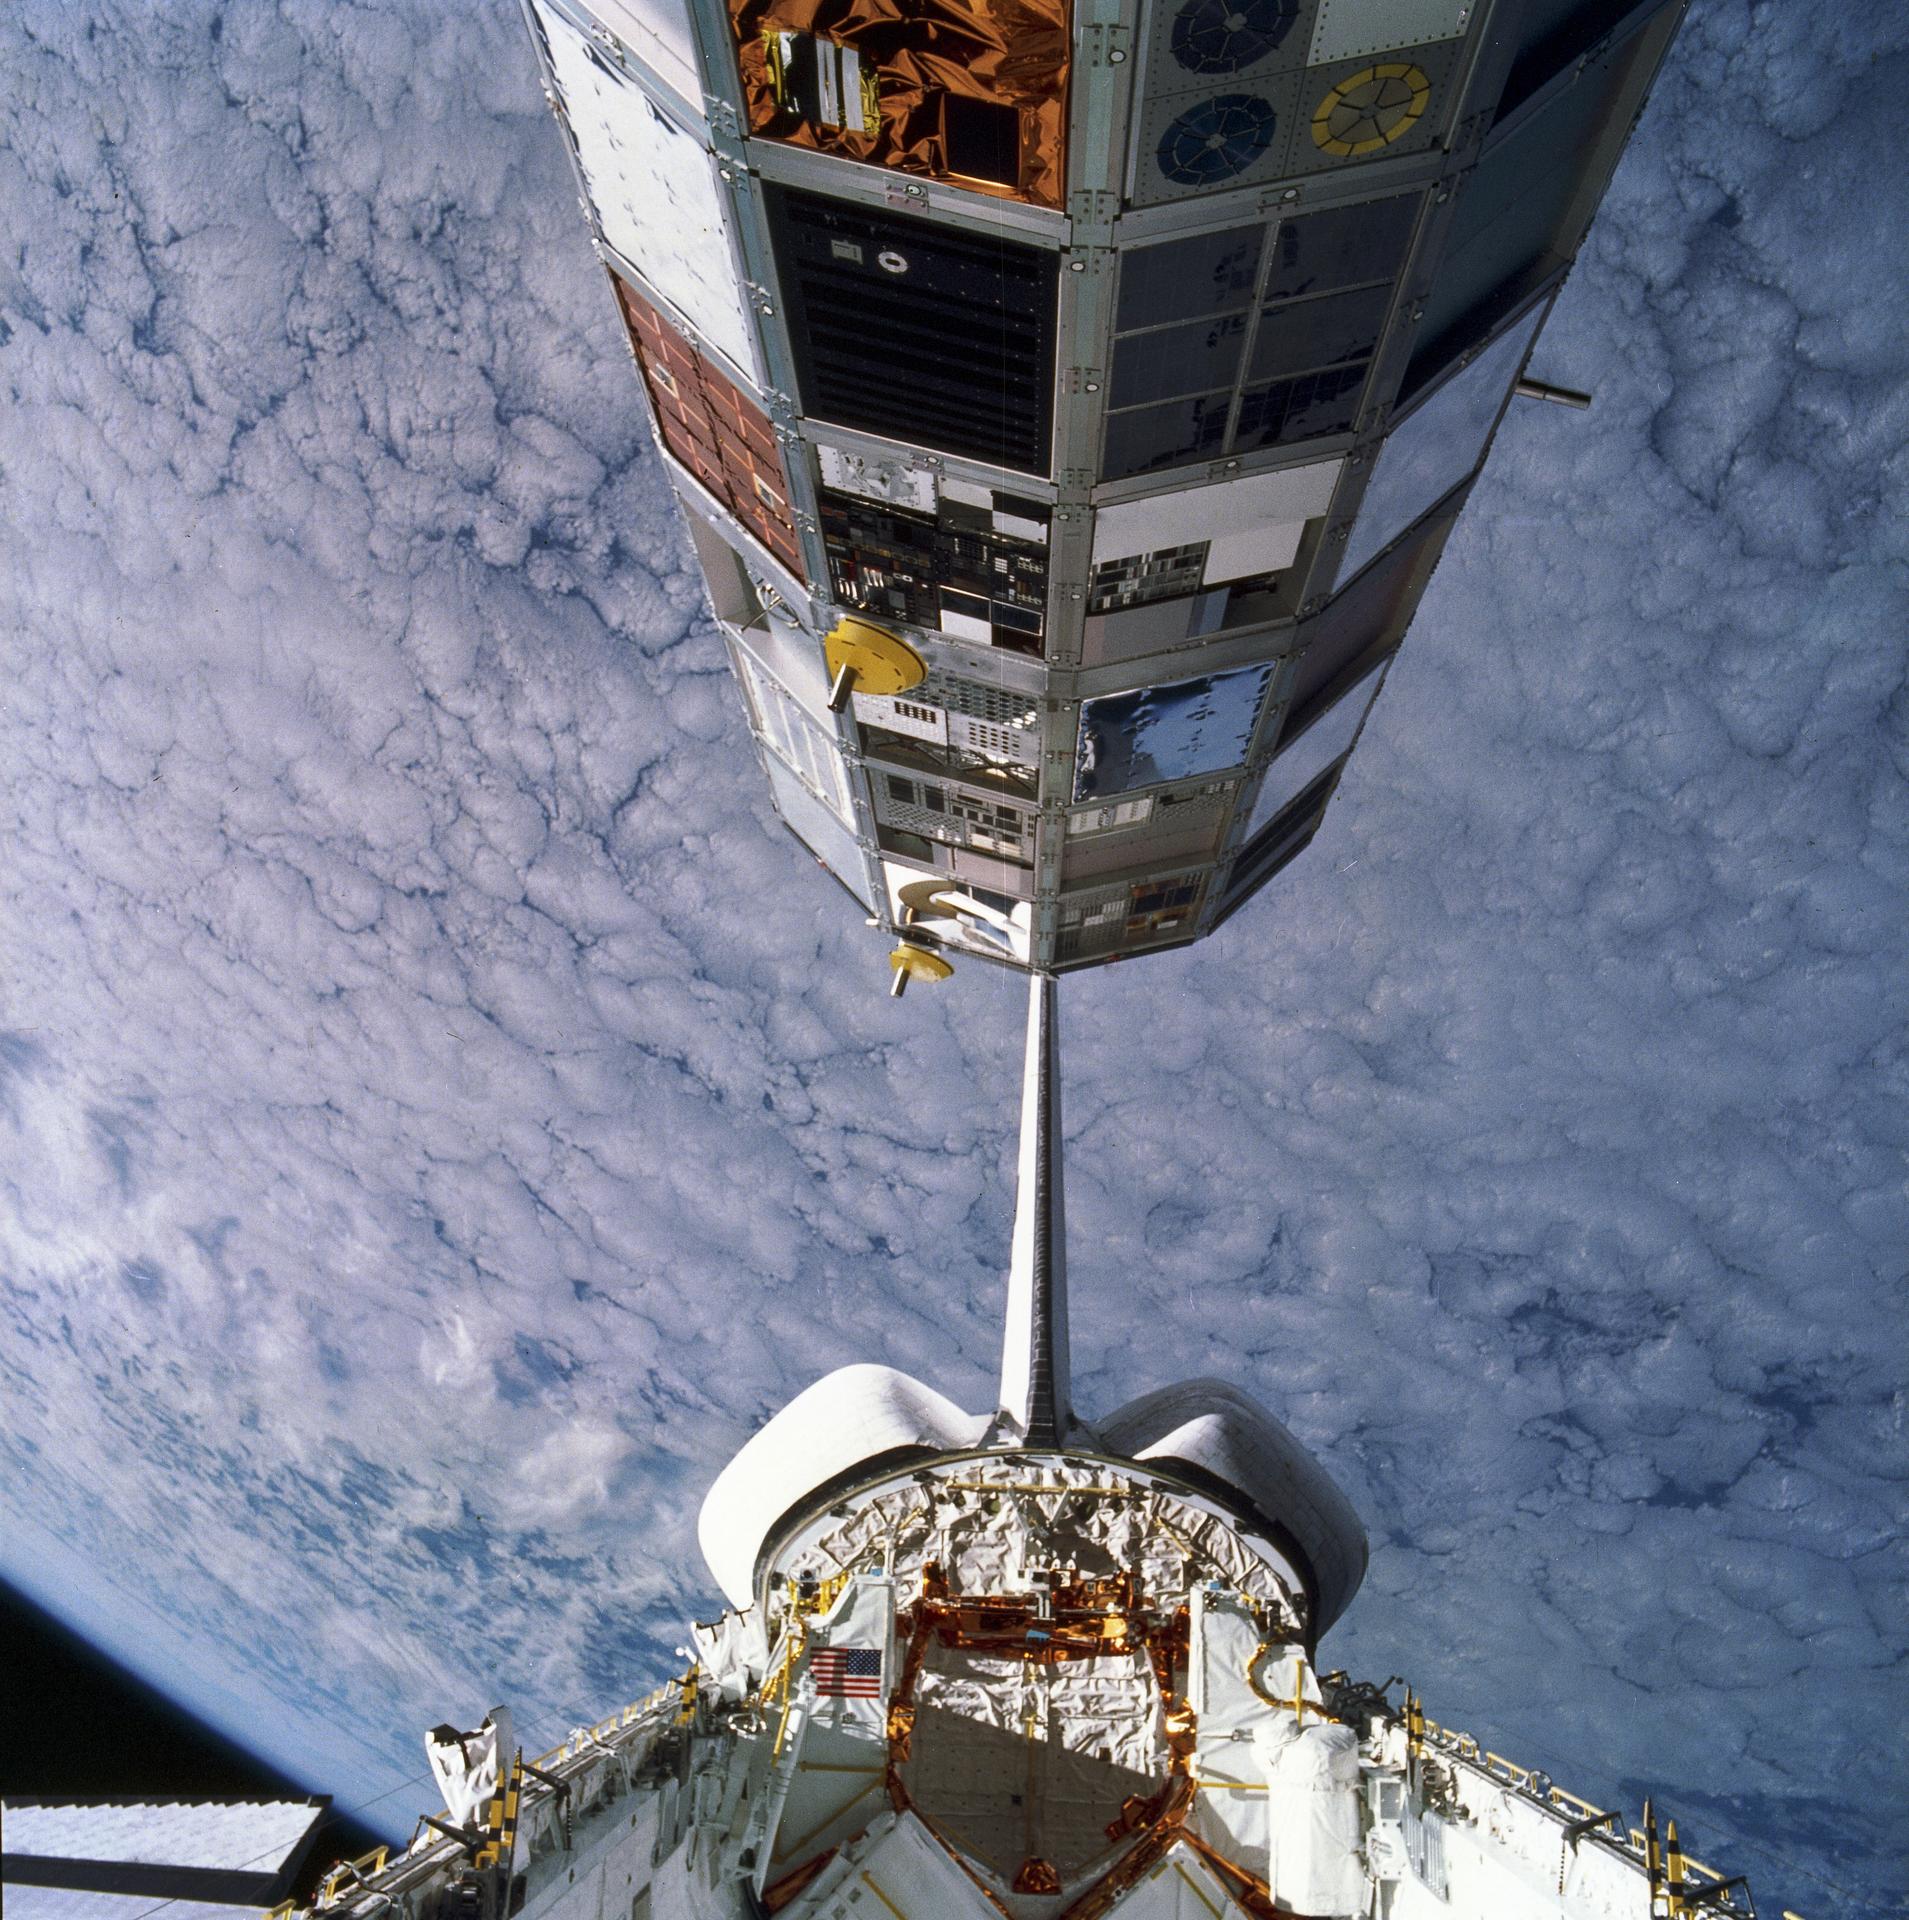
[{"xmin": 517, "ymin": 0, "xmax": 1684, "ymax": 979}]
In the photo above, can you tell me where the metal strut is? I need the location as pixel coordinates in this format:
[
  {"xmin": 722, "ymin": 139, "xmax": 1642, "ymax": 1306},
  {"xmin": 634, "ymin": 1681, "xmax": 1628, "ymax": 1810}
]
[{"xmin": 995, "ymin": 972, "xmax": 1073, "ymax": 1447}]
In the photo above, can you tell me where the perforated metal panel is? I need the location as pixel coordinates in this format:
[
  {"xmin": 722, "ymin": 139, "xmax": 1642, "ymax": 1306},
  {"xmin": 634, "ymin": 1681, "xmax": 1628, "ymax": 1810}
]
[
  {"xmin": 1061, "ymin": 779, "xmax": 1235, "ymax": 881},
  {"xmin": 1128, "ymin": 4, "xmax": 1465, "ymax": 208},
  {"xmin": 1057, "ymin": 869, "xmax": 1208, "ymax": 959},
  {"xmin": 921, "ymin": 671, "xmax": 1046, "ymax": 769},
  {"xmin": 1056, "ymin": 882, "xmax": 1132, "ymax": 959}
]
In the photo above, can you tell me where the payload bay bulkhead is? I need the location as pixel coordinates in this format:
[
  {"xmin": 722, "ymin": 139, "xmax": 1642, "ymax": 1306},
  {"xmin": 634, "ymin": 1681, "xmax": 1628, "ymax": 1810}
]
[{"xmin": 513, "ymin": 0, "xmax": 1684, "ymax": 985}]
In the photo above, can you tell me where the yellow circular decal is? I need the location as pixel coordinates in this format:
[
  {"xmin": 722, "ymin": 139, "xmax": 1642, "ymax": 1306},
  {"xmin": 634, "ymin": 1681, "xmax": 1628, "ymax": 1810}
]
[{"xmin": 1311, "ymin": 63, "xmax": 1431, "ymax": 155}]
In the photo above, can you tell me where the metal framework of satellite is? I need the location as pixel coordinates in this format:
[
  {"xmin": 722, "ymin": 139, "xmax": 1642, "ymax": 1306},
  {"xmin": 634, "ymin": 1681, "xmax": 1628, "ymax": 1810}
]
[{"xmin": 0, "ymin": 3, "xmax": 1789, "ymax": 1919}]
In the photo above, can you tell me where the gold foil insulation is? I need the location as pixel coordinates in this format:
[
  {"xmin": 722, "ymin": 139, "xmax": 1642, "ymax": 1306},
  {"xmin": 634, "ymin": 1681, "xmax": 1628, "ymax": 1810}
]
[
  {"xmin": 730, "ymin": 0, "xmax": 1070, "ymax": 209},
  {"xmin": 612, "ymin": 274, "xmax": 806, "ymax": 583}
]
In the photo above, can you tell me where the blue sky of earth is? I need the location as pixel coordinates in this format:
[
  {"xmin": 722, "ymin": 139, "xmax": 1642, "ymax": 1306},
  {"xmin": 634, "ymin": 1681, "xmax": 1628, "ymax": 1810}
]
[{"xmin": 1, "ymin": 2, "xmax": 1903, "ymax": 1915}]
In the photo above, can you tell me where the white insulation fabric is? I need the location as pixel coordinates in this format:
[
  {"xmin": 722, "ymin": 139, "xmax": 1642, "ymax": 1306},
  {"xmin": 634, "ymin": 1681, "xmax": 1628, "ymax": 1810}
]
[
  {"xmin": 698, "ymin": 1364, "xmax": 986, "ymax": 1605},
  {"xmin": 692, "ymin": 1607, "xmax": 771, "ymax": 1701},
  {"xmin": 1259, "ymin": 1719, "xmax": 1366, "ymax": 1917},
  {"xmin": 425, "ymin": 1707, "xmax": 514, "ymax": 1828}
]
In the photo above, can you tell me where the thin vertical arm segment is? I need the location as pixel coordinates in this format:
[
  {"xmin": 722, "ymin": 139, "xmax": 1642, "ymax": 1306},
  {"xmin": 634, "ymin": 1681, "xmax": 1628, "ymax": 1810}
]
[{"xmin": 997, "ymin": 972, "xmax": 1071, "ymax": 1446}]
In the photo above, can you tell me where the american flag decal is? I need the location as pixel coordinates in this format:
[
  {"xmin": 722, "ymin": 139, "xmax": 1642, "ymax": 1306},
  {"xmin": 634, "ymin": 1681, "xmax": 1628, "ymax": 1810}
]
[{"xmin": 811, "ymin": 1646, "xmax": 883, "ymax": 1698}]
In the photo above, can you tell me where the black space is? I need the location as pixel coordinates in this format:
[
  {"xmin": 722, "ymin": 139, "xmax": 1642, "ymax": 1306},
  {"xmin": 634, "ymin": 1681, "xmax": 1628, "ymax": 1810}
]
[{"xmin": 1, "ymin": 1576, "xmax": 386, "ymax": 1892}]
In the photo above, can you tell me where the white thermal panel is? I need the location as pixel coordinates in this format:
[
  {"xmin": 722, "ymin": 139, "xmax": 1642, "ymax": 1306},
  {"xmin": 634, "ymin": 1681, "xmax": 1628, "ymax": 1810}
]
[
  {"xmin": 1094, "ymin": 460, "xmax": 1344, "ymax": 585},
  {"xmin": 766, "ymin": 756, "xmax": 871, "ymax": 904},
  {"xmin": 586, "ymin": 0, "xmax": 702, "ymax": 102},
  {"xmin": 1339, "ymin": 304, "xmax": 1542, "ymax": 580},
  {"xmin": 937, "ymin": 600, "xmax": 994, "ymax": 645},
  {"xmin": 1308, "ymin": 0, "xmax": 1473, "ymax": 64},
  {"xmin": 536, "ymin": 0, "xmax": 760, "ymax": 378}
]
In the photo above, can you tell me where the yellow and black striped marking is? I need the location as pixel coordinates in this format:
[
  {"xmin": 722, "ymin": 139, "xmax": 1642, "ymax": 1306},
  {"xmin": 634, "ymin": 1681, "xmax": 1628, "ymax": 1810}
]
[{"xmin": 474, "ymin": 1752, "xmax": 523, "ymax": 1873}]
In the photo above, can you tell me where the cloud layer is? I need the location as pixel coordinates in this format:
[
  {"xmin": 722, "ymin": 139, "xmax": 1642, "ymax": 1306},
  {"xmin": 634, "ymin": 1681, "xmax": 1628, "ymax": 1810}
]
[{"xmin": 1, "ymin": 2, "xmax": 1903, "ymax": 1913}]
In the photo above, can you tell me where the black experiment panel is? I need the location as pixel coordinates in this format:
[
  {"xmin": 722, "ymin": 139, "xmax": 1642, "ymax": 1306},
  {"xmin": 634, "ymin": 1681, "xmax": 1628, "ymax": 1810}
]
[{"xmin": 764, "ymin": 183, "xmax": 1061, "ymax": 475}]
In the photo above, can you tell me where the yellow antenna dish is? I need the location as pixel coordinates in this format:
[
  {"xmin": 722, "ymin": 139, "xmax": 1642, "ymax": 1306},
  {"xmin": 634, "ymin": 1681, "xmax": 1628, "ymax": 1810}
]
[
  {"xmin": 897, "ymin": 879, "xmax": 961, "ymax": 922},
  {"xmin": 888, "ymin": 942, "xmax": 954, "ymax": 998},
  {"xmin": 825, "ymin": 617, "xmax": 927, "ymax": 710}
]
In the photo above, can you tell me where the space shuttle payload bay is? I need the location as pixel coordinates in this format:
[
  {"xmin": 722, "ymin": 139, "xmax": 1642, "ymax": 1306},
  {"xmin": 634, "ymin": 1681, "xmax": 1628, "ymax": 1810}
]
[{"xmin": 211, "ymin": 974, "xmax": 1769, "ymax": 1920}]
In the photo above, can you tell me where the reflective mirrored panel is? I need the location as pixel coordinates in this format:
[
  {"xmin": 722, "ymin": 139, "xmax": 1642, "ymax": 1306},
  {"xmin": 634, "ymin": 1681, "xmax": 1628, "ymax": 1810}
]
[
  {"xmin": 1075, "ymin": 663, "xmax": 1274, "ymax": 798},
  {"xmin": 1245, "ymin": 660, "xmax": 1384, "ymax": 839},
  {"xmin": 1340, "ymin": 301, "xmax": 1543, "ymax": 580}
]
